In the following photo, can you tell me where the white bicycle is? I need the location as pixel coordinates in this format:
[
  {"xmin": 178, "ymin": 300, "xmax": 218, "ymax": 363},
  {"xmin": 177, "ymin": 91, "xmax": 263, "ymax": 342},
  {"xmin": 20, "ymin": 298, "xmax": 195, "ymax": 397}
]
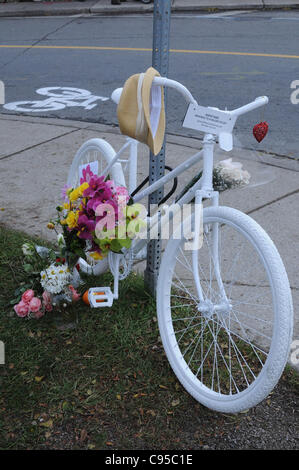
[{"xmin": 67, "ymin": 77, "xmax": 293, "ymax": 413}]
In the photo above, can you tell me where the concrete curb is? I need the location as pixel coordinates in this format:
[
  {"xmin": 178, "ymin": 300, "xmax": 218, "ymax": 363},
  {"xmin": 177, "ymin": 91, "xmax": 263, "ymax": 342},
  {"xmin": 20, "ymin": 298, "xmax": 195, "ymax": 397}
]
[{"xmin": 0, "ymin": 1, "xmax": 299, "ymax": 18}]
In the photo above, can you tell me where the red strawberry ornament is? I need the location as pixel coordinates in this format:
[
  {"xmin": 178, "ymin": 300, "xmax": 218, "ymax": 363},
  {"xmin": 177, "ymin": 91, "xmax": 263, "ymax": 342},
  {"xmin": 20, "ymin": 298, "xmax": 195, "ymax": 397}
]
[{"xmin": 253, "ymin": 121, "xmax": 269, "ymax": 143}]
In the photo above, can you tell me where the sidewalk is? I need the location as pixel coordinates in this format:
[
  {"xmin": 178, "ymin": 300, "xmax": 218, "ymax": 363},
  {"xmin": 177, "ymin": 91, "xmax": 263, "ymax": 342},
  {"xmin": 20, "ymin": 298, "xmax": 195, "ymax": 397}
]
[
  {"xmin": 0, "ymin": 0, "xmax": 299, "ymax": 18},
  {"xmin": 0, "ymin": 111, "xmax": 298, "ymax": 362}
]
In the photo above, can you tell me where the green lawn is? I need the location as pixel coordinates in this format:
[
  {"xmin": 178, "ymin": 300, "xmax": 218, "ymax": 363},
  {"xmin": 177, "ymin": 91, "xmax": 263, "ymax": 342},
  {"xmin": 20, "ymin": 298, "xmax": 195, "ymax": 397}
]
[{"xmin": 0, "ymin": 225, "xmax": 298, "ymax": 450}]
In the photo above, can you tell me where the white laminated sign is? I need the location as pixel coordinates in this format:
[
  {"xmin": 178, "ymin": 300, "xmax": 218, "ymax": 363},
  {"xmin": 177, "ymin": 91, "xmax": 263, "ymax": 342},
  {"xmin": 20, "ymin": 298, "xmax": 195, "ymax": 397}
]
[{"xmin": 183, "ymin": 104, "xmax": 237, "ymax": 151}]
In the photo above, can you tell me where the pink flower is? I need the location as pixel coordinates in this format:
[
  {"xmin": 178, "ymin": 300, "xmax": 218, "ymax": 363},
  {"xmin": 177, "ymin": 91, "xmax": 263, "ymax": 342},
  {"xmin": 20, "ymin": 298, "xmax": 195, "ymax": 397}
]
[
  {"xmin": 28, "ymin": 297, "xmax": 42, "ymax": 313},
  {"xmin": 106, "ymin": 179, "xmax": 116, "ymax": 192},
  {"xmin": 61, "ymin": 184, "xmax": 71, "ymax": 202},
  {"xmin": 42, "ymin": 291, "xmax": 51, "ymax": 305},
  {"xmin": 83, "ymin": 175, "xmax": 111, "ymax": 199},
  {"xmin": 44, "ymin": 303, "xmax": 53, "ymax": 312},
  {"xmin": 34, "ymin": 311, "xmax": 44, "ymax": 320},
  {"xmin": 80, "ymin": 164, "xmax": 94, "ymax": 184},
  {"xmin": 21, "ymin": 289, "xmax": 34, "ymax": 304},
  {"xmin": 14, "ymin": 301, "xmax": 30, "ymax": 318},
  {"xmin": 116, "ymin": 186, "xmax": 129, "ymax": 203},
  {"xmin": 76, "ymin": 214, "xmax": 96, "ymax": 240},
  {"xmin": 42, "ymin": 291, "xmax": 53, "ymax": 312},
  {"xmin": 69, "ymin": 285, "xmax": 80, "ymax": 302}
]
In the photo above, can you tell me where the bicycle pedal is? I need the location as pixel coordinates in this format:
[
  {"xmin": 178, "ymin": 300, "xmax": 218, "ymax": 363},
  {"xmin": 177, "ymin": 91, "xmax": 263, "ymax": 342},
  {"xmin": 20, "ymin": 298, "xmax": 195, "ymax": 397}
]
[{"xmin": 88, "ymin": 287, "xmax": 114, "ymax": 308}]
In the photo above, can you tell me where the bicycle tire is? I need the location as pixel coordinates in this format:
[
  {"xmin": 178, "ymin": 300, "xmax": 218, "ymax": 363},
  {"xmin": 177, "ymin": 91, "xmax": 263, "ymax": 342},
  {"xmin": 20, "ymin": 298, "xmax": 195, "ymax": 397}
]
[
  {"xmin": 157, "ymin": 206, "xmax": 293, "ymax": 413},
  {"xmin": 67, "ymin": 138, "xmax": 125, "ymax": 188}
]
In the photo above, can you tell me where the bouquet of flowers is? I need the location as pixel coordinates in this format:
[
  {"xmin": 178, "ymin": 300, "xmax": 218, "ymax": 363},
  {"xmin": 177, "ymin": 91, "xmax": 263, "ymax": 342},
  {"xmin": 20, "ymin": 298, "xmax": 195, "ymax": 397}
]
[
  {"xmin": 213, "ymin": 158, "xmax": 250, "ymax": 191},
  {"xmin": 175, "ymin": 158, "xmax": 251, "ymax": 202},
  {"xmin": 14, "ymin": 289, "xmax": 53, "ymax": 320},
  {"xmin": 53, "ymin": 164, "xmax": 145, "ymax": 263},
  {"xmin": 12, "ymin": 242, "xmax": 81, "ymax": 320},
  {"xmin": 12, "ymin": 165, "xmax": 145, "ymax": 320}
]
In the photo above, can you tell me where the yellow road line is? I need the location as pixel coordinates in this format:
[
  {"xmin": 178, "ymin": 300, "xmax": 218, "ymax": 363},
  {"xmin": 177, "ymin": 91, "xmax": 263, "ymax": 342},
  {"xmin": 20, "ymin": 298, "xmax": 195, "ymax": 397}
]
[{"xmin": 0, "ymin": 44, "xmax": 299, "ymax": 59}]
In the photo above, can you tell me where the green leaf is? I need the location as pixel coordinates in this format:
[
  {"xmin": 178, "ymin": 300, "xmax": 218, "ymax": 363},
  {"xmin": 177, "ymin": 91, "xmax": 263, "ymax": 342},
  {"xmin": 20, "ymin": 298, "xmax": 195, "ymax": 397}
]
[
  {"xmin": 73, "ymin": 248, "xmax": 85, "ymax": 259},
  {"xmin": 110, "ymin": 239, "xmax": 121, "ymax": 252},
  {"xmin": 48, "ymin": 250, "xmax": 57, "ymax": 262},
  {"xmin": 23, "ymin": 263, "xmax": 33, "ymax": 272},
  {"xmin": 14, "ymin": 286, "xmax": 26, "ymax": 296},
  {"xmin": 118, "ymin": 238, "xmax": 131, "ymax": 249}
]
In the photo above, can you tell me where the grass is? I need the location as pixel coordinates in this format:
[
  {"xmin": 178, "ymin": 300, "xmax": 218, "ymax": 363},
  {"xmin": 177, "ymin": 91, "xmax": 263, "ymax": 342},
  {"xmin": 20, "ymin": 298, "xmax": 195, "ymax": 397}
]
[{"xmin": 0, "ymin": 225, "xmax": 298, "ymax": 450}]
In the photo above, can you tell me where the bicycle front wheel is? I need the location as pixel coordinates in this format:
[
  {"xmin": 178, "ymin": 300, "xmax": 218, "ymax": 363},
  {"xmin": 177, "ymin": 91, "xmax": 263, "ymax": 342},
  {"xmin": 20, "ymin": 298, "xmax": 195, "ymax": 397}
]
[{"xmin": 157, "ymin": 206, "xmax": 293, "ymax": 413}]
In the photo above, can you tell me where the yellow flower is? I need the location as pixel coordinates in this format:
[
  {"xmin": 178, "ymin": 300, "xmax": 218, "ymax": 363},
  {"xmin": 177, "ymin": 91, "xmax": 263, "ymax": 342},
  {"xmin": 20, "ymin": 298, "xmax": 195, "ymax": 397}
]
[
  {"xmin": 47, "ymin": 223, "xmax": 55, "ymax": 230},
  {"xmin": 69, "ymin": 188, "xmax": 80, "ymax": 202},
  {"xmin": 89, "ymin": 251, "xmax": 104, "ymax": 260},
  {"xmin": 65, "ymin": 211, "xmax": 79, "ymax": 229},
  {"xmin": 68, "ymin": 182, "xmax": 89, "ymax": 202},
  {"xmin": 79, "ymin": 182, "xmax": 89, "ymax": 194}
]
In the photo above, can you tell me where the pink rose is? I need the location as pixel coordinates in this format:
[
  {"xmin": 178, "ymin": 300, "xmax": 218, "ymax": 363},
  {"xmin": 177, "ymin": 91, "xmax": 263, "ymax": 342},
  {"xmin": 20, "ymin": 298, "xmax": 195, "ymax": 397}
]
[
  {"xmin": 44, "ymin": 303, "xmax": 53, "ymax": 312},
  {"xmin": 69, "ymin": 285, "xmax": 80, "ymax": 302},
  {"xmin": 34, "ymin": 311, "xmax": 44, "ymax": 319},
  {"xmin": 14, "ymin": 301, "xmax": 29, "ymax": 318},
  {"xmin": 28, "ymin": 297, "xmax": 42, "ymax": 313},
  {"xmin": 42, "ymin": 291, "xmax": 51, "ymax": 304},
  {"xmin": 21, "ymin": 289, "xmax": 34, "ymax": 304},
  {"xmin": 42, "ymin": 291, "xmax": 53, "ymax": 311}
]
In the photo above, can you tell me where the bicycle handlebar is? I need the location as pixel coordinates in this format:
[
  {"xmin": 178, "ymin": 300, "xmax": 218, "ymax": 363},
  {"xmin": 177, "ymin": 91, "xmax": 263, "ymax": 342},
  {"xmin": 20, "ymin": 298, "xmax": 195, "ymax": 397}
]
[
  {"xmin": 229, "ymin": 95, "xmax": 269, "ymax": 116},
  {"xmin": 111, "ymin": 77, "xmax": 269, "ymax": 119},
  {"xmin": 152, "ymin": 77, "xmax": 198, "ymax": 105},
  {"xmin": 153, "ymin": 76, "xmax": 268, "ymax": 117}
]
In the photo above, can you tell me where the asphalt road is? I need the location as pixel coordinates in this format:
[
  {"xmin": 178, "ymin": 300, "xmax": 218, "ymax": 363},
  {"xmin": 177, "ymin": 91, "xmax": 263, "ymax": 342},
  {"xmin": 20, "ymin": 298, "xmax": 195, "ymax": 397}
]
[{"xmin": 0, "ymin": 10, "xmax": 299, "ymax": 158}]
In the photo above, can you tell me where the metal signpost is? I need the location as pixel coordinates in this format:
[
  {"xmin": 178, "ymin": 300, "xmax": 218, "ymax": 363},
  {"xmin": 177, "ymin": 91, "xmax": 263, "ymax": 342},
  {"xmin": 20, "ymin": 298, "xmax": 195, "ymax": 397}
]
[{"xmin": 144, "ymin": 0, "xmax": 172, "ymax": 295}]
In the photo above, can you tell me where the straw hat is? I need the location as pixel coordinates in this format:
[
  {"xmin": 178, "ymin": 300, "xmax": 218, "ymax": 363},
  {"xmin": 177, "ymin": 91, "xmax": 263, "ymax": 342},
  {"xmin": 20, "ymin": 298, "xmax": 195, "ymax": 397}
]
[{"xmin": 117, "ymin": 67, "xmax": 165, "ymax": 155}]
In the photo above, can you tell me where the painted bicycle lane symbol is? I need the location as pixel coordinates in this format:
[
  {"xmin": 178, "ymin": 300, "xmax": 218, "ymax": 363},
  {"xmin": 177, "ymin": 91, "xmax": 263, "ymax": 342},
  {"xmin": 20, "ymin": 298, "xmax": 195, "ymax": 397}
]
[{"xmin": 3, "ymin": 87, "xmax": 109, "ymax": 113}]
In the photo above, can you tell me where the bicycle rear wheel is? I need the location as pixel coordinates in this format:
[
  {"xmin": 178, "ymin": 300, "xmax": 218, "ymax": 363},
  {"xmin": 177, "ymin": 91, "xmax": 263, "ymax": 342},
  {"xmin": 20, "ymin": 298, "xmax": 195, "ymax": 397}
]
[
  {"xmin": 157, "ymin": 206, "xmax": 293, "ymax": 413},
  {"xmin": 67, "ymin": 138, "xmax": 126, "ymax": 275},
  {"xmin": 67, "ymin": 138, "xmax": 125, "ymax": 188}
]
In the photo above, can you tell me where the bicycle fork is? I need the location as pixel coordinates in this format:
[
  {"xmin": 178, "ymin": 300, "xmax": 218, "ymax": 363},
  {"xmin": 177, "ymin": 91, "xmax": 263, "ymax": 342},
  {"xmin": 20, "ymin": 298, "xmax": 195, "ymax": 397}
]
[{"xmin": 192, "ymin": 134, "xmax": 230, "ymax": 316}]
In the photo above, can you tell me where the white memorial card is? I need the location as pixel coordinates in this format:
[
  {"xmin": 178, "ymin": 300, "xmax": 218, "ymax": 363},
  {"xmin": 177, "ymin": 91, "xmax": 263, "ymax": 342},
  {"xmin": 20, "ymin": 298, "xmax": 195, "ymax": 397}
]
[{"xmin": 183, "ymin": 104, "xmax": 236, "ymax": 150}]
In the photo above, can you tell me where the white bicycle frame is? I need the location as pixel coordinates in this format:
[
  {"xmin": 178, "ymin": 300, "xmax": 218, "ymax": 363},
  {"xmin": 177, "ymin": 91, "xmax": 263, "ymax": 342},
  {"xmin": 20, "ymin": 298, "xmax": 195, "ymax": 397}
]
[{"xmin": 95, "ymin": 78, "xmax": 268, "ymax": 306}]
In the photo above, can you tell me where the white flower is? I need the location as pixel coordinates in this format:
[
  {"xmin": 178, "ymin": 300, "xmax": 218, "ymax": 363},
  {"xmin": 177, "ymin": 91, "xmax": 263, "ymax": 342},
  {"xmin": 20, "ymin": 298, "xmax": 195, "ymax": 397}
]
[
  {"xmin": 22, "ymin": 242, "xmax": 35, "ymax": 256},
  {"xmin": 40, "ymin": 263, "xmax": 71, "ymax": 294},
  {"xmin": 215, "ymin": 158, "xmax": 250, "ymax": 186}
]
